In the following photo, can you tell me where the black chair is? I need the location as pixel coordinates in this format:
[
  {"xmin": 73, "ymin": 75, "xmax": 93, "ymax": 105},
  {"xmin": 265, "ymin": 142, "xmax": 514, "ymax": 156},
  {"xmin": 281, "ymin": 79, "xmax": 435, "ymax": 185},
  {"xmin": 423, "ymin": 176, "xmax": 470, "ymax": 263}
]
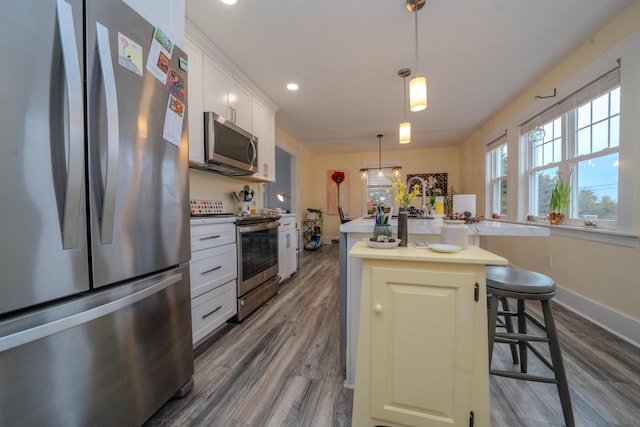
[
  {"xmin": 338, "ymin": 206, "xmax": 351, "ymax": 224},
  {"xmin": 486, "ymin": 266, "xmax": 575, "ymax": 427}
]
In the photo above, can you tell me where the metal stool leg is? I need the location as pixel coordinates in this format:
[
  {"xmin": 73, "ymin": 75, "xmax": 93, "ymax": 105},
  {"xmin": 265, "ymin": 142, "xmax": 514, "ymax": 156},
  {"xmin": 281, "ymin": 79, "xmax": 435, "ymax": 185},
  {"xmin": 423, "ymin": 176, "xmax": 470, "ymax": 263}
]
[{"xmin": 541, "ymin": 300, "xmax": 575, "ymax": 427}]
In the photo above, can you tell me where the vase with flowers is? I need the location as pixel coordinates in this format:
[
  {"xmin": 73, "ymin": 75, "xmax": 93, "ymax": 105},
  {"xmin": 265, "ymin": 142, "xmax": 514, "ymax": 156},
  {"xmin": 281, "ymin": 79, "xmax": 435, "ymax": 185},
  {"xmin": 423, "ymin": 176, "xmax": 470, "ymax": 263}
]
[{"xmin": 390, "ymin": 175, "xmax": 421, "ymax": 246}]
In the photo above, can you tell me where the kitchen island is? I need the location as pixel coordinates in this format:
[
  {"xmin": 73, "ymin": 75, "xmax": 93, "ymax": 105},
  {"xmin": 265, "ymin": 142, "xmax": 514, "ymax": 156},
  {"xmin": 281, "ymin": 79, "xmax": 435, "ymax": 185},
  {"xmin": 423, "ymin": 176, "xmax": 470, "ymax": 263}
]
[
  {"xmin": 339, "ymin": 217, "xmax": 549, "ymax": 388},
  {"xmin": 349, "ymin": 241, "xmax": 507, "ymax": 427}
]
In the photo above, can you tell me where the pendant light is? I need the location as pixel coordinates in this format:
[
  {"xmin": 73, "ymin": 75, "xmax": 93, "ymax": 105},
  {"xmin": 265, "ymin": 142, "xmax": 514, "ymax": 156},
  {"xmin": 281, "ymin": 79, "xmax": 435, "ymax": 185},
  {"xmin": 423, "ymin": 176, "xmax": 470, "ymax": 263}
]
[
  {"xmin": 398, "ymin": 68, "xmax": 411, "ymax": 144},
  {"xmin": 407, "ymin": 0, "xmax": 427, "ymax": 112},
  {"xmin": 376, "ymin": 134, "xmax": 384, "ymax": 177},
  {"xmin": 359, "ymin": 134, "xmax": 402, "ymax": 179}
]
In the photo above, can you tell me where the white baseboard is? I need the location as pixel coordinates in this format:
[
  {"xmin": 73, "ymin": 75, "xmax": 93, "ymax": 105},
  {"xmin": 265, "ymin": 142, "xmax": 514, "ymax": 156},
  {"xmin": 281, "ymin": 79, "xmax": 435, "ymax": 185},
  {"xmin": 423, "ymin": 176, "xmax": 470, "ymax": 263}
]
[{"xmin": 554, "ymin": 287, "xmax": 640, "ymax": 348}]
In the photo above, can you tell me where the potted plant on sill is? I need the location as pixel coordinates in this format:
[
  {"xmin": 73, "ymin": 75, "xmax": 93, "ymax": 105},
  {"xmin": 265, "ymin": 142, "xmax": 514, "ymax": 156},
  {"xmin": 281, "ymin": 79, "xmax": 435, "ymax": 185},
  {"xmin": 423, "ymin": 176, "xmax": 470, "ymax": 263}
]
[
  {"xmin": 306, "ymin": 208, "xmax": 323, "ymax": 221},
  {"xmin": 547, "ymin": 173, "xmax": 571, "ymax": 225}
]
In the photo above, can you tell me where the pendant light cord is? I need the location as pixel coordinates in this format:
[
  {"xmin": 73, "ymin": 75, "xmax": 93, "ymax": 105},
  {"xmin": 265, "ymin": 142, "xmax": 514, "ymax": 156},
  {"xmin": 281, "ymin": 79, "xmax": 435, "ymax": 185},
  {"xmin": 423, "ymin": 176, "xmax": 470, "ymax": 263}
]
[
  {"xmin": 378, "ymin": 135, "xmax": 382, "ymax": 169},
  {"xmin": 414, "ymin": 0, "xmax": 419, "ymax": 75},
  {"xmin": 403, "ymin": 76, "xmax": 408, "ymax": 120}
]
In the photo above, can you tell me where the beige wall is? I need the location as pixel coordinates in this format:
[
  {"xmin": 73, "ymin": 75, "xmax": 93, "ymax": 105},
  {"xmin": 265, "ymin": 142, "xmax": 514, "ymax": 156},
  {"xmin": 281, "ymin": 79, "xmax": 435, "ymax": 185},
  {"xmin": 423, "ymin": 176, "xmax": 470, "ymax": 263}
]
[
  {"xmin": 309, "ymin": 146, "xmax": 462, "ymax": 239},
  {"xmin": 189, "ymin": 169, "xmax": 262, "ymax": 214},
  {"xmin": 461, "ymin": 1, "xmax": 640, "ymax": 344}
]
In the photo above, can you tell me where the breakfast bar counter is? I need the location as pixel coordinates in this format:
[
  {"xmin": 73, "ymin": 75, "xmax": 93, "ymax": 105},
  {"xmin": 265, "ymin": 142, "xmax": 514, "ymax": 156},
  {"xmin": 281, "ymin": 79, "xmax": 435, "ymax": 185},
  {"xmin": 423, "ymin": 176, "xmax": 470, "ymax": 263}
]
[
  {"xmin": 340, "ymin": 216, "xmax": 549, "ymax": 244},
  {"xmin": 349, "ymin": 241, "xmax": 507, "ymax": 427},
  {"xmin": 339, "ymin": 217, "xmax": 548, "ymax": 390}
]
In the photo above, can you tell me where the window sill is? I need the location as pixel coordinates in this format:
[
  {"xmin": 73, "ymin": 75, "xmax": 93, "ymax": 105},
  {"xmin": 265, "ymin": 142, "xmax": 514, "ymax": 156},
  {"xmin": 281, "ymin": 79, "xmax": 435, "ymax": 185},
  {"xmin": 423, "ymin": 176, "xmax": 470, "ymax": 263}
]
[{"xmin": 496, "ymin": 219, "xmax": 638, "ymax": 248}]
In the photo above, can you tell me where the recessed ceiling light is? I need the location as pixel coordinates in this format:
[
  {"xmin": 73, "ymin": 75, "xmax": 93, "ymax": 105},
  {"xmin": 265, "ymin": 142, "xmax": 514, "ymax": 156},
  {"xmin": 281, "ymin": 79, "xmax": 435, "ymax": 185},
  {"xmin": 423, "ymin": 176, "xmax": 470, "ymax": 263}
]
[
  {"xmin": 220, "ymin": 0, "xmax": 237, "ymax": 5},
  {"xmin": 286, "ymin": 83, "xmax": 299, "ymax": 91}
]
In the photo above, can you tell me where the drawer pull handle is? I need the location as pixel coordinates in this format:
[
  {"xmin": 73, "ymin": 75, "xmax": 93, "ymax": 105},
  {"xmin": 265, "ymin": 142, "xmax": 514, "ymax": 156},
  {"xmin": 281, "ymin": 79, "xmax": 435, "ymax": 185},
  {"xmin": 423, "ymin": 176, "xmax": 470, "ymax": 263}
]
[
  {"xmin": 202, "ymin": 305, "xmax": 222, "ymax": 319},
  {"xmin": 200, "ymin": 235, "xmax": 221, "ymax": 240},
  {"xmin": 201, "ymin": 265, "xmax": 222, "ymax": 275},
  {"xmin": 282, "ymin": 222, "xmax": 292, "ymax": 226}
]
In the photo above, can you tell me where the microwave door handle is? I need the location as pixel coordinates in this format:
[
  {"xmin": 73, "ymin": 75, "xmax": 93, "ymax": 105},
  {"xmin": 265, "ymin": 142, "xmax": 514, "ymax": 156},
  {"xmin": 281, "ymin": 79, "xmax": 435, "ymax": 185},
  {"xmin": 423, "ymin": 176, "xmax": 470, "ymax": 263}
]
[
  {"xmin": 57, "ymin": 0, "xmax": 84, "ymax": 250},
  {"xmin": 95, "ymin": 22, "xmax": 119, "ymax": 244},
  {"xmin": 248, "ymin": 139, "xmax": 257, "ymax": 167}
]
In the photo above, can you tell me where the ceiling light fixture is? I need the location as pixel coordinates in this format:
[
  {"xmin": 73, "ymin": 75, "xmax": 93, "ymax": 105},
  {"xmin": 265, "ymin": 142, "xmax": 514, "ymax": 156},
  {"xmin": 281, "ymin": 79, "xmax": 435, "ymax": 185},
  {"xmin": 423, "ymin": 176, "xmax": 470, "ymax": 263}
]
[
  {"xmin": 359, "ymin": 134, "xmax": 402, "ymax": 180},
  {"xmin": 220, "ymin": 0, "xmax": 238, "ymax": 5},
  {"xmin": 398, "ymin": 68, "xmax": 412, "ymax": 144},
  {"xmin": 286, "ymin": 83, "xmax": 299, "ymax": 91},
  {"xmin": 407, "ymin": 0, "xmax": 427, "ymax": 112}
]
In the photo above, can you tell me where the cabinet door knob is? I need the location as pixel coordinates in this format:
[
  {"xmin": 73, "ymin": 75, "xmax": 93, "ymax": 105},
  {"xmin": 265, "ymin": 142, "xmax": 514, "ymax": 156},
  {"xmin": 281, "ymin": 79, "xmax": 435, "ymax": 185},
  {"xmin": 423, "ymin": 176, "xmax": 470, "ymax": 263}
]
[{"xmin": 374, "ymin": 304, "xmax": 383, "ymax": 313}]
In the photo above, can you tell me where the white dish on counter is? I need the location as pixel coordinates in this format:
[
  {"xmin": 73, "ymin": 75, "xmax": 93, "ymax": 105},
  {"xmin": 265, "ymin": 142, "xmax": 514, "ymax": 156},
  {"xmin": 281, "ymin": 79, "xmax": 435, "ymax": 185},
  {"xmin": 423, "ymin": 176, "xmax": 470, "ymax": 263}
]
[
  {"xmin": 428, "ymin": 243, "xmax": 461, "ymax": 253},
  {"xmin": 366, "ymin": 239, "xmax": 401, "ymax": 249}
]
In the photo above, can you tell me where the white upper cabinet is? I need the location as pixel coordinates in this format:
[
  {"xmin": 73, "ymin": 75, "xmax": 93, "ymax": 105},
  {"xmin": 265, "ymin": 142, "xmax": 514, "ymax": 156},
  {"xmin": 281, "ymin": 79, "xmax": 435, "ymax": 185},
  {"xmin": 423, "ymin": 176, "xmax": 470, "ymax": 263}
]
[
  {"xmin": 250, "ymin": 97, "xmax": 276, "ymax": 182},
  {"xmin": 185, "ymin": 23, "xmax": 278, "ymax": 180},
  {"xmin": 203, "ymin": 54, "xmax": 251, "ymax": 132},
  {"xmin": 185, "ymin": 36, "xmax": 204, "ymax": 163}
]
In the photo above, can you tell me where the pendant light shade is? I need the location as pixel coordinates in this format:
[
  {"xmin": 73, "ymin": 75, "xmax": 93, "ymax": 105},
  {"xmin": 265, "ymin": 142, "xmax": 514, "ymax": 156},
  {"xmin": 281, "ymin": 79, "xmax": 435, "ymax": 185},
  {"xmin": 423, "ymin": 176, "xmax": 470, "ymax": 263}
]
[
  {"xmin": 398, "ymin": 68, "xmax": 412, "ymax": 144},
  {"xmin": 399, "ymin": 121, "xmax": 411, "ymax": 144},
  {"xmin": 409, "ymin": 75, "xmax": 427, "ymax": 112},
  {"xmin": 408, "ymin": 0, "xmax": 427, "ymax": 112}
]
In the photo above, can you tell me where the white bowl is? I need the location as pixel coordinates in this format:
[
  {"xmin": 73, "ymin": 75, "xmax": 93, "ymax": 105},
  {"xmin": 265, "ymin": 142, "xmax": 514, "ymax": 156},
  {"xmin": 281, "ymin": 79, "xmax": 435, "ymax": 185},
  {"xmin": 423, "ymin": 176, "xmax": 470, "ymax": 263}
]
[{"xmin": 366, "ymin": 239, "xmax": 401, "ymax": 249}]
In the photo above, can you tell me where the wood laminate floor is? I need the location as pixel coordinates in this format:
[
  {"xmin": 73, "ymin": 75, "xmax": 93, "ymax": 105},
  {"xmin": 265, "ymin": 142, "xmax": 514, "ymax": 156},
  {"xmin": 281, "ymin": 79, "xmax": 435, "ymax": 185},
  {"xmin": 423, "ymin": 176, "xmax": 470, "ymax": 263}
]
[{"xmin": 145, "ymin": 243, "xmax": 640, "ymax": 427}]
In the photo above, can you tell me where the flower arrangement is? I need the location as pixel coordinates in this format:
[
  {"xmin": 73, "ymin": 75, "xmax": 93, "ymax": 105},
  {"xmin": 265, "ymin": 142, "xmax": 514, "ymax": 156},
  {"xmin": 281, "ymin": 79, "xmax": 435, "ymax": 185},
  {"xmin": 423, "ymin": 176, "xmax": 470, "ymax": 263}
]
[
  {"xmin": 331, "ymin": 171, "xmax": 346, "ymax": 209},
  {"xmin": 389, "ymin": 174, "xmax": 421, "ymax": 208}
]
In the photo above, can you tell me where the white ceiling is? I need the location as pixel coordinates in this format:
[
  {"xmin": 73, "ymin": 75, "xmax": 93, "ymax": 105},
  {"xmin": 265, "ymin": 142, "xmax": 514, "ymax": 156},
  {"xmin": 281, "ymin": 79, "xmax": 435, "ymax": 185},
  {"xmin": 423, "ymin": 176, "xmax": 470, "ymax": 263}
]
[{"xmin": 186, "ymin": 0, "xmax": 633, "ymax": 154}]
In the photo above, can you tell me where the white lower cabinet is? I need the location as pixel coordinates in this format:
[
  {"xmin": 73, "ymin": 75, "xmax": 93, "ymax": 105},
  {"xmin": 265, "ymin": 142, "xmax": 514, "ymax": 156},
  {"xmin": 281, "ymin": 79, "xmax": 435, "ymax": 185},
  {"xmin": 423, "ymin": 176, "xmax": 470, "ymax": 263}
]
[
  {"xmin": 278, "ymin": 215, "xmax": 297, "ymax": 282},
  {"xmin": 191, "ymin": 280, "xmax": 236, "ymax": 345},
  {"xmin": 190, "ymin": 219, "xmax": 237, "ymax": 347}
]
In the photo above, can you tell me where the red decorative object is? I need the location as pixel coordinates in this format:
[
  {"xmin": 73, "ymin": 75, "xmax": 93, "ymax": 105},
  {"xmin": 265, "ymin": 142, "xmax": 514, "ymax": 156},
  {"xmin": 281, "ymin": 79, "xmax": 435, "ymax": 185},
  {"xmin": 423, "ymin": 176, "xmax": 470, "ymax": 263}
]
[
  {"xmin": 331, "ymin": 171, "xmax": 346, "ymax": 210},
  {"xmin": 331, "ymin": 171, "xmax": 345, "ymax": 184}
]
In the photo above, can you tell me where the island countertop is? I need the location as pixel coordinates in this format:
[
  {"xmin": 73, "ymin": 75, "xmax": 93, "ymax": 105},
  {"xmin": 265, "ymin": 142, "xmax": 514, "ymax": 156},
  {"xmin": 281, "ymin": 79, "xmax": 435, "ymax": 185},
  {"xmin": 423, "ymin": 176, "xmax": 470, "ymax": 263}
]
[
  {"xmin": 349, "ymin": 240, "xmax": 508, "ymax": 265},
  {"xmin": 340, "ymin": 216, "xmax": 550, "ymax": 237}
]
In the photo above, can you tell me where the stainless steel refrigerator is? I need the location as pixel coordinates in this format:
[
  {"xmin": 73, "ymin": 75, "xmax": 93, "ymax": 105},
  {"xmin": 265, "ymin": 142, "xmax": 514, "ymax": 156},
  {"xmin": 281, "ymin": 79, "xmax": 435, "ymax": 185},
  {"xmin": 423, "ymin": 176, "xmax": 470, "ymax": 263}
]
[{"xmin": 0, "ymin": 0, "xmax": 193, "ymax": 425}]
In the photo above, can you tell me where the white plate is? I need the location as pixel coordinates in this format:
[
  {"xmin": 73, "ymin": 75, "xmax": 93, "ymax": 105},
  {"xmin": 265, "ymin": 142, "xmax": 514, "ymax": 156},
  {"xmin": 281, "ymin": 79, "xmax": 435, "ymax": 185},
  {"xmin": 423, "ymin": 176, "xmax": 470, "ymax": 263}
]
[
  {"xmin": 366, "ymin": 239, "xmax": 401, "ymax": 249},
  {"xmin": 428, "ymin": 243, "xmax": 461, "ymax": 253}
]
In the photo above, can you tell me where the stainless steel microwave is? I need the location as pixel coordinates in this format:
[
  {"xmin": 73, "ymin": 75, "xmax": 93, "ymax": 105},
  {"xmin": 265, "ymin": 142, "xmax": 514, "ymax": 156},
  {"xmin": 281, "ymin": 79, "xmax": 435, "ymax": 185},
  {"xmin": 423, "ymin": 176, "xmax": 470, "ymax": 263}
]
[{"xmin": 204, "ymin": 112, "xmax": 258, "ymax": 176}]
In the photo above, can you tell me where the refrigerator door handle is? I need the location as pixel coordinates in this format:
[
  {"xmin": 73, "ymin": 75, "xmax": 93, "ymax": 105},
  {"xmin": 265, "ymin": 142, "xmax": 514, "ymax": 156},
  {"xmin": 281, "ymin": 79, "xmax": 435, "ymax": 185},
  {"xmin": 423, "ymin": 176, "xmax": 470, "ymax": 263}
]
[
  {"xmin": 95, "ymin": 22, "xmax": 119, "ymax": 244},
  {"xmin": 57, "ymin": 0, "xmax": 84, "ymax": 250},
  {"xmin": 0, "ymin": 272, "xmax": 182, "ymax": 353}
]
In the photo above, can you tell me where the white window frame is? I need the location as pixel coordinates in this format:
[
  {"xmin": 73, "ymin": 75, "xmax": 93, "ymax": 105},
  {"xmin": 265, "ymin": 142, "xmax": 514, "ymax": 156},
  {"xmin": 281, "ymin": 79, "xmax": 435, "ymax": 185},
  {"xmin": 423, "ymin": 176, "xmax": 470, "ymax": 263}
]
[
  {"xmin": 521, "ymin": 70, "xmax": 620, "ymax": 230},
  {"xmin": 513, "ymin": 32, "xmax": 640, "ymax": 238},
  {"xmin": 486, "ymin": 131, "xmax": 508, "ymax": 219},
  {"xmin": 361, "ymin": 162, "xmax": 400, "ymax": 216}
]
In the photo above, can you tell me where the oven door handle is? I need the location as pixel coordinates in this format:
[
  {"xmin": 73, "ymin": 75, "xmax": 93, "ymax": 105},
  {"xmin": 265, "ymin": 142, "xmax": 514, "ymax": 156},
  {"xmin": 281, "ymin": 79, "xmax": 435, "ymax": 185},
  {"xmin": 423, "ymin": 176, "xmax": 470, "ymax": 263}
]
[{"xmin": 237, "ymin": 221, "xmax": 279, "ymax": 233}]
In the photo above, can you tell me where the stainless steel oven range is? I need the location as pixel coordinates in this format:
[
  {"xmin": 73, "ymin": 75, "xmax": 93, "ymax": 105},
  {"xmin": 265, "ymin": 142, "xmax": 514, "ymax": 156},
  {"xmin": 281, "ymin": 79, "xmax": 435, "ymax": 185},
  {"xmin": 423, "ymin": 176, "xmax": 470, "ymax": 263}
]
[{"xmin": 235, "ymin": 215, "xmax": 280, "ymax": 320}]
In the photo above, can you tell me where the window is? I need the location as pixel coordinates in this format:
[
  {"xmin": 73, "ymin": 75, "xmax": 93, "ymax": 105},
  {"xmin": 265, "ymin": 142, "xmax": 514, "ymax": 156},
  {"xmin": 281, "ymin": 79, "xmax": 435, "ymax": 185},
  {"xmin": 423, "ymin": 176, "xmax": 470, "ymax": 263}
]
[
  {"xmin": 486, "ymin": 132, "xmax": 508, "ymax": 217},
  {"xmin": 363, "ymin": 168, "xmax": 396, "ymax": 214},
  {"xmin": 521, "ymin": 67, "xmax": 621, "ymax": 228}
]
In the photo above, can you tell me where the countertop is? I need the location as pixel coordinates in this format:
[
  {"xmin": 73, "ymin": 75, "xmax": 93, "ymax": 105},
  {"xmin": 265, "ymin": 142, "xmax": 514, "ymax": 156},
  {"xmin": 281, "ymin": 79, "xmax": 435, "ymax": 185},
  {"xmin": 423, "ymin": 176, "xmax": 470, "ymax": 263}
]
[
  {"xmin": 190, "ymin": 216, "xmax": 237, "ymax": 225},
  {"xmin": 340, "ymin": 216, "xmax": 549, "ymax": 237},
  {"xmin": 348, "ymin": 240, "xmax": 508, "ymax": 265}
]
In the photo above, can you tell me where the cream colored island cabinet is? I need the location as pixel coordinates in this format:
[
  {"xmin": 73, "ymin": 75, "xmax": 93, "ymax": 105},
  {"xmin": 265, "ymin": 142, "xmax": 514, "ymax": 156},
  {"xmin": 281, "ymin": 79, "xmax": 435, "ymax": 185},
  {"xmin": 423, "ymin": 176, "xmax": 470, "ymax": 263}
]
[{"xmin": 349, "ymin": 242, "xmax": 507, "ymax": 427}]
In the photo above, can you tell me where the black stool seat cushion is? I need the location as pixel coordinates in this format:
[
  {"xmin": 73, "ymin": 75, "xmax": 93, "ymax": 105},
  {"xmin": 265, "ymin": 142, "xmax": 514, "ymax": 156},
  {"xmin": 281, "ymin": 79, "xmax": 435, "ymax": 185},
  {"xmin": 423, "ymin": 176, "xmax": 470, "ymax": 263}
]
[{"xmin": 486, "ymin": 266, "xmax": 556, "ymax": 294}]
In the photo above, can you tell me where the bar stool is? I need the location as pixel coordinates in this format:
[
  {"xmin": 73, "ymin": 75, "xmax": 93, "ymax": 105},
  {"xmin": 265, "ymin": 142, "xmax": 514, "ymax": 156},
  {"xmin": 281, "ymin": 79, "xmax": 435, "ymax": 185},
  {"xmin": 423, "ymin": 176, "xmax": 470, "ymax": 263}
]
[{"xmin": 486, "ymin": 266, "xmax": 575, "ymax": 427}]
